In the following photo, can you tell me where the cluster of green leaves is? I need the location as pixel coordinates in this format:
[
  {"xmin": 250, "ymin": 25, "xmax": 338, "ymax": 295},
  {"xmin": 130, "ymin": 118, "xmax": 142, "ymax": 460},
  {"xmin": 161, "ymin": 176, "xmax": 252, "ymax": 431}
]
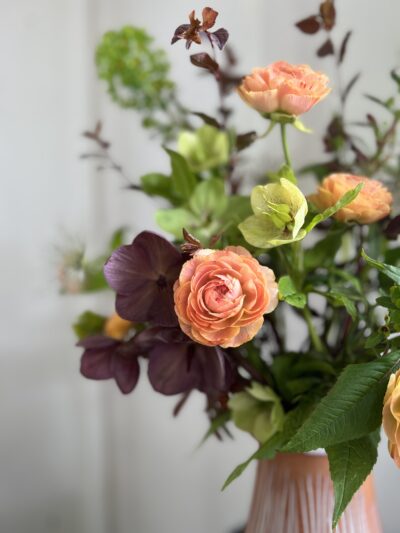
[
  {"xmin": 140, "ymin": 147, "xmax": 251, "ymax": 246},
  {"xmin": 96, "ymin": 26, "xmax": 186, "ymax": 139}
]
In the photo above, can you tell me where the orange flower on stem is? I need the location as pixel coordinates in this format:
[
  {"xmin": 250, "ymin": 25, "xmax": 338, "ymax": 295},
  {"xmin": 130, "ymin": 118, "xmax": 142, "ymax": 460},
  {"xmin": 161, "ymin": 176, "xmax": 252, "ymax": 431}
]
[
  {"xmin": 173, "ymin": 246, "xmax": 278, "ymax": 348},
  {"xmin": 383, "ymin": 369, "xmax": 400, "ymax": 467},
  {"xmin": 309, "ymin": 173, "xmax": 392, "ymax": 224},
  {"xmin": 238, "ymin": 61, "xmax": 330, "ymax": 116}
]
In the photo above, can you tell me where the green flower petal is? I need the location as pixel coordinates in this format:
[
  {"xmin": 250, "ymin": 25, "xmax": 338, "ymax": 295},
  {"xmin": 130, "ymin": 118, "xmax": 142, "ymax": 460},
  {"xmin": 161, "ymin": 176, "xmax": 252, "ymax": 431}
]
[{"xmin": 178, "ymin": 125, "xmax": 229, "ymax": 172}]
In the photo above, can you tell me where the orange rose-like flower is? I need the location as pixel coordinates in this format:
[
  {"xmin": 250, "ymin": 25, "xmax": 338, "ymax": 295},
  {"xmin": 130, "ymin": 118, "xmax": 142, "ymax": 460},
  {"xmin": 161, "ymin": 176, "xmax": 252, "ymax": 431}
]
[
  {"xmin": 173, "ymin": 246, "xmax": 278, "ymax": 348},
  {"xmin": 238, "ymin": 61, "xmax": 330, "ymax": 116},
  {"xmin": 309, "ymin": 173, "xmax": 392, "ymax": 224},
  {"xmin": 383, "ymin": 370, "xmax": 400, "ymax": 467}
]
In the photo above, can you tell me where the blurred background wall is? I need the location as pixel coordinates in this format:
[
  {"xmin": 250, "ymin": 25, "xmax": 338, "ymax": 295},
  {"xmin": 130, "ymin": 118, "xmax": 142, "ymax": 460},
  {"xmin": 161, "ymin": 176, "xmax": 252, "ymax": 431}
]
[{"xmin": 1, "ymin": 1, "xmax": 400, "ymax": 532}]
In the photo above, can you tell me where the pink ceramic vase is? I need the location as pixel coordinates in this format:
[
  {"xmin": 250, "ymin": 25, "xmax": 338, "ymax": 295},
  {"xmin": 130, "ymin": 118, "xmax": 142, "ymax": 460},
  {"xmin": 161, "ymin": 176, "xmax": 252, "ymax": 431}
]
[{"xmin": 245, "ymin": 453, "xmax": 382, "ymax": 533}]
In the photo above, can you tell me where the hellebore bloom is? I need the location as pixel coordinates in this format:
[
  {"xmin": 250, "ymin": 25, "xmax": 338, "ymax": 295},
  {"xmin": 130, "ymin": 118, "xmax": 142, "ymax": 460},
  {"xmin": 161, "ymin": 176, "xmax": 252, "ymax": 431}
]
[
  {"xmin": 79, "ymin": 335, "xmax": 140, "ymax": 394},
  {"xmin": 173, "ymin": 246, "xmax": 278, "ymax": 348},
  {"xmin": 239, "ymin": 178, "xmax": 308, "ymax": 248},
  {"xmin": 238, "ymin": 61, "xmax": 330, "ymax": 117},
  {"xmin": 228, "ymin": 382, "xmax": 284, "ymax": 443},
  {"xmin": 104, "ymin": 231, "xmax": 184, "ymax": 327},
  {"xmin": 135, "ymin": 327, "xmax": 238, "ymax": 396},
  {"xmin": 309, "ymin": 173, "xmax": 392, "ymax": 224},
  {"xmin": 178, "ymin": 125, "xmax": 229, "ymax": 172}
]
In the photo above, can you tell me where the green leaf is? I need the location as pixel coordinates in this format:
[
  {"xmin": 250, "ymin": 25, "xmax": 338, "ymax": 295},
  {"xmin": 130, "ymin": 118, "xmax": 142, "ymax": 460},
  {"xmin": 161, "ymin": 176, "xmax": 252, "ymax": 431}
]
[
  {"xmin": 73, "ymin": 311, "xmax": 106, "ymax": 340},
  {"xmin": 140, "ymin": 173, "xmax": 178, "ymax": 203},
  {"xmin": 198, "ymin": 411, "xmax": 231, "ymax": 447},
  {"xmin": 304, "ymin": 229, "xmax": 345, "ymax": 270},
  {"xmin": 362, "ymin": 249, "xmax": 400, "ymax": 285},
  {"xmin": 329, "ymin": 291, "xmax": 357, "ymax": 320},
  {"xmin": 278, "ymin": 275, "xmax": 307, "ymax": 309},
  {"xmin": 306, "ymin": 183, "xmax": 363, "ymax": 233},
  {"xmin": 293, "ymin": 118, "xmax": 312, "ymax": 134},
  {"xmin": 108, "ymin": 227, "xmax": 126, "ymax": 251},
  {"xmin": 156, "ymin": 208, "xmax": 197, "ymax": 239},
  {"xmin": 284, "ymin": 352, "xmax": 400, "ymax": 452},
  {"xmin": 165, "ymin": 148, "xmax": 197, "ymax": 201},
  {"xmin": 222, "ymin": 398, "xmax": 317, "ymax": 490},
  {"xmin": 365, "ymin": 331, "xmax": 386, "ymax": 349},
  {"xmin": 189, "ymin": 178, "xmax": 227, "ymax": 218},
  {"xmin": 83, "ymin": 257, "xmax": 109, "ymax": 291},
  {"xmin": 327, "ymin": 431, "xmax": 380, "ymax": 528}
]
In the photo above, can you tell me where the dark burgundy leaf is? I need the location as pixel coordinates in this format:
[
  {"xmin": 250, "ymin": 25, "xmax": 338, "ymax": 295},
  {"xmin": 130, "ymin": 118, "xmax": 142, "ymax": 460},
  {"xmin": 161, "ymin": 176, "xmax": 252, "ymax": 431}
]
[
  {"xmin": 148, "ymin": 344, "xmax": 198, "ymax": 395},
  {"xmin": 190, "ymin": 52, "xmax": 219, "ymax": 74},
  {"xmin": 192, "ymin": 111, "xmax": 222, "ymax": 129},
  {"xmin": 236, "ymin": 131, "xmax": 257, "ymax": 152},
  {"xmin": 80, "ymin": 348, "xmax": 114, "ymax": 380},
  {"xmin": 171, "ymin": 24, "xmax": 191, "ymax": 44},
  {"xmin": 111, "ymin": 355, "xmax": 140, "ymax": 394},
  {"xmin": 339, "ymin": 31, "xmax": 352, "ymax": 64},
  {"xmin": 342, "ymin": 72, "xmax": 361, "ymax": 103},
  {"xmin": 317, "ymin": 38, "xmax": 334, "ymax": 57},
  {"xmin": 201, "ymin": 7, "xmax": 218, "ymax": 30},
  {"xmin": 384, "ymin": 215, "xmax": 400, "ymax": 240},
  {"xmin": 209, "ymin": 28, "xmax": 229, "ymax": 50},
  {"xmin": 295, "ymin": 15, "xmax": 321, "ymax": 34},
  {"xmin": 320, "ymin": 0, "xmax": 336, "ymax": 30}
]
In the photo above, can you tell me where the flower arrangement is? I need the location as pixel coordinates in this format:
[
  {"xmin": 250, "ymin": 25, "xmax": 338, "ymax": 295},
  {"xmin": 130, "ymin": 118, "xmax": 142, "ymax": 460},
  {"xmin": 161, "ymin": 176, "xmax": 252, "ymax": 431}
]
[{"xmin": 65, "ymin": 4, "xmax": 400, "ymax": 528}]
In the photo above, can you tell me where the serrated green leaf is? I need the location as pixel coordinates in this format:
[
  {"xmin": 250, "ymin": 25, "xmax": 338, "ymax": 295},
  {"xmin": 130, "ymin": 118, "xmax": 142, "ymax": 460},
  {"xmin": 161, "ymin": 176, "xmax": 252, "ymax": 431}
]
[
  {"xmin": 329, "ymin": 291, "xmax": 357, "ymax": 320},
  {"xmin": 278, "ymin": 275, "xmax": 307, "ymax": 308},
  {"xmin": 222, "ymin": 398, "xmax": 316, "ymax": 490},
  {"xmin": 365, "ymin": 331, "xmax": 386, "ymax": 349},
  {"xmin": 327, "ymin": 431, "xmax": 380, "ymax": 528},
  {"xmin": 284, "ymin": 352, "xmax": 400, "ymax": 452},
  {"xmin": 165, "ymin": 148, "xmax": 197, "ymax": 200},
  {"xmin": 362, "ymin": 250, "xmax": 400, "ymax": 285},
  {"xmin": 306, "ymin": 183, "xmax": 363, "ymax": 233}
]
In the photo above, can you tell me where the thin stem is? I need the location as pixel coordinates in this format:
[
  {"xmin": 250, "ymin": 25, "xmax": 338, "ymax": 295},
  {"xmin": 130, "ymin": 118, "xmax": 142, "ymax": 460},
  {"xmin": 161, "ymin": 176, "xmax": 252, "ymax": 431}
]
[
  {"xmin": 280, "ymin": 123, "xmax": 292, "ymax": 168},
  {"xmin": 303, "ymin": 307, "xmax": 325, "ymax": 353}
]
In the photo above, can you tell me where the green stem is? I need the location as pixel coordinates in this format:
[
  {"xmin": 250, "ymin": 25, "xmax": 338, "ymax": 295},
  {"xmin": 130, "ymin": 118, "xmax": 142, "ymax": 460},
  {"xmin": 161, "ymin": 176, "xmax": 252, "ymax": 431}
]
[
  {"xmin": 280, "ymin": 123, "xmax": 292, "ymax": 168},
  {"xmin": 303, "ymin": 307, "xmax": 324, "ymax": 353}
]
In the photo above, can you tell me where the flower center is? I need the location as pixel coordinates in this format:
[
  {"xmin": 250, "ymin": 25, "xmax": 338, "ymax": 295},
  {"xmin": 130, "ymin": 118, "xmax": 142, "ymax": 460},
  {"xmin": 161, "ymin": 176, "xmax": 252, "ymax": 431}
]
[
  {"xmin": 203, "ymin": 275, "xmax": 242, "ymax": 313},
  {"xmin": 156, "ymin": 275, "xmax": 168, "ymax": 289}
]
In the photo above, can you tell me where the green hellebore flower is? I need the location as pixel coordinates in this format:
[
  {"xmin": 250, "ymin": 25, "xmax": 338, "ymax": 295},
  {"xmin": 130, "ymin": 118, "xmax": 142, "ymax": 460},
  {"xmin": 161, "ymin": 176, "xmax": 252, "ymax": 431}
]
[
  {"xmin": 238, "ymin": 177, "xmax": 308, "ymax": 248},
  {"xmin": 228, "ymin": 382, "xmax": 284, "ymax": 443},
  {"xmin": 178, "ymin": 125, "xmax": 229, "ymax": 173}
]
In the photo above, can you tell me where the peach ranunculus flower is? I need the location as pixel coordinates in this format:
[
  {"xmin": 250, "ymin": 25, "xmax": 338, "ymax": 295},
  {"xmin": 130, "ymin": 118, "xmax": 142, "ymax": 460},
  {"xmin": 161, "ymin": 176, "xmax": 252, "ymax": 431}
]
[
  {"xmin": 238, "ymin": 61, "xmax": 331, "ymax": 116},
  {"xmin": 104, "ymin": 313, "xmax": 133, "ymax": 340},
  {"xmin": 383, "ymin": 369, "xmax": 400, "ymax": 467},
  {"xmin": 309, "ymin": 173, "xmax": 392, "ymax": 224},
  {"xmin": 173, "ymin": 246, "xmax": 278, "ymax": 348}
]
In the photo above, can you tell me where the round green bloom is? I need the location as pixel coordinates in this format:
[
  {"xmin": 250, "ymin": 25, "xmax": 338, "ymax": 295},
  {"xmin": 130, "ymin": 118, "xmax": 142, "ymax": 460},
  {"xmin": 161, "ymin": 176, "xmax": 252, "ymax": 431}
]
[
  {"xmin": 239, "ymin": 178, "xmax": 308, "ymax": 248},
  {"xmin": 178, "ymin": 125, "xmax": 230, "ymax": 172},
  {"xmin": 228, "ymin": 382, "xmax": 284, "ymax": 443}
]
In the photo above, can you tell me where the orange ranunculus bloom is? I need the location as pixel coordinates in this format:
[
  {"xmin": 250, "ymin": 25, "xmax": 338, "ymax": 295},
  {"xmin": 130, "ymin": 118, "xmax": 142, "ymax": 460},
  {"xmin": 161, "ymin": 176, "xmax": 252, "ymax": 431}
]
[
  {"xmin": 238, "ymin": 61, "xmax": 330, "ymax": 116},
  {"xmin": 309, "ymin": 173, "xmax": 392, "ymax": 224},
  {"xmin": 383, "ymin": 369, "xmax": 400, "ymax": 467},
  {"xmin": 104, "ymin": 313, "xmax": 132, "ymax": 340},
  {"xmin": 173, "ymin": 246, "xmax": 278, "ymax": 348}
]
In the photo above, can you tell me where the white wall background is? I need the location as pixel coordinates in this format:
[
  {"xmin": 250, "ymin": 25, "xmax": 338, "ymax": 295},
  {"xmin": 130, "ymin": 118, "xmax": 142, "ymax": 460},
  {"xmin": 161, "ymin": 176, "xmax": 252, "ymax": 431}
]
[{"xmin": 1, "ymin": 1, "xmax": 400, "ymax": 532}]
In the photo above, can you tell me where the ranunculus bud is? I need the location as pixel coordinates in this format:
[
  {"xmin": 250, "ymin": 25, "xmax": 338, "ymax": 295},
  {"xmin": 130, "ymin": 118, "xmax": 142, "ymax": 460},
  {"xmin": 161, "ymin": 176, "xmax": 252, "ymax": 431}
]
[
  {"xmin": 228, "ymin": 382, "xmax": 284, "ymax": 443},
  {"xmin": 238, "ymin": 61, "xmax": 330, "ymax": 116},
  {"xmin": 309, "ymin": 173, "xmax": 392, "ymax": 224},
  {"xmin": 173, "ymin": 246, "xmax": 278, "ymax": 348},
  {"xmin": 178, "ymin": 125, "xmax": 229, "ymax": 172},
  {"xmin": 239, "ymin": 178, "xmax": 308, "ymax": 249},
  {"xmin": 383, "ymin": 369, "xmax": 400, "ymax": 467},
  {"xmin": 104, "ymin": 313, "xmax": 133, "ymax": 340}
]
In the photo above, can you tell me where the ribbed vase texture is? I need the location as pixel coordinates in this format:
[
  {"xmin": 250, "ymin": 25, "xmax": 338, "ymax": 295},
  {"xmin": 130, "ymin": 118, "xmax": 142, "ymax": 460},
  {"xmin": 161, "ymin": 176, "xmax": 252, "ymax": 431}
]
[{"xmin": 245, "ymin": 453, "xmax": 382, "ymax": 533}]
